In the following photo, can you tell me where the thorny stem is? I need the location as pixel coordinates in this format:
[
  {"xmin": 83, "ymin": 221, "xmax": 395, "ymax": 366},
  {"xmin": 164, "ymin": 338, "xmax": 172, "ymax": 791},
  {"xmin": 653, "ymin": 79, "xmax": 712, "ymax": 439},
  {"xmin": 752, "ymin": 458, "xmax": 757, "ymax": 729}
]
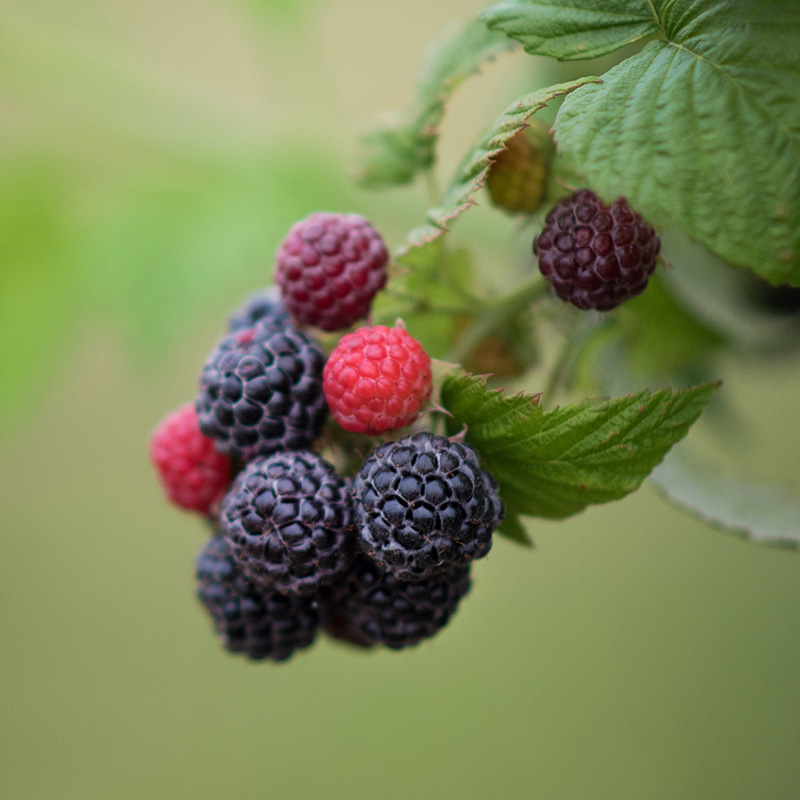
[{"xmin": 422, "ymin": 173, "xmax": 481, "ymax": 305}]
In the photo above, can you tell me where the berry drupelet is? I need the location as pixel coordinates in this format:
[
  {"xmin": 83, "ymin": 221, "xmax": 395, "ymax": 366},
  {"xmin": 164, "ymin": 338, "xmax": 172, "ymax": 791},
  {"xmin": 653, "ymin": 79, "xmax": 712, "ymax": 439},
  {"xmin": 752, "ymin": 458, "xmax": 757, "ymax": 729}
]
[
  {"xmin": 325, "ymin": 555, "xmax": 471, "ymax": 649},
  {"xmin": 196, "ymin": 535, "xmax": 321, "ymax": 661},
  {"xmin": 323, "ymin": 324, "xmax": 432, "ymax": 436},
  {"xmin": 149, "ymin": 403, "xmax": 231, "ymax": 516},
  {"xmin": 227, "ymin": 288, "xmax": 291, "ymax": 334},
  {"xmin": 486, "ymin": 128, "xmax": 548, "ymax": 214}
]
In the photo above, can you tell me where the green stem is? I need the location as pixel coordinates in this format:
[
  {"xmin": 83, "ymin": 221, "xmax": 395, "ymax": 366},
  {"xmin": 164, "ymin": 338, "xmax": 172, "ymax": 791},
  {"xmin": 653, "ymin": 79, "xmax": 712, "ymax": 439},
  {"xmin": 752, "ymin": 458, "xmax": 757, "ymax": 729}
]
[
  {"xmin": 543, "ymin": 312, "xmax": 604, "ymax": 403},
  {"xmin": 381, "ymin": 288, "xmax": 478, "ymax": 317},
  {"xmin": 448, "ymin": 275, "xmax": 548, "ymax": 364},
  {"xmin": 543, "ymin": 314, "xmax": 582, "ymax": 402}
]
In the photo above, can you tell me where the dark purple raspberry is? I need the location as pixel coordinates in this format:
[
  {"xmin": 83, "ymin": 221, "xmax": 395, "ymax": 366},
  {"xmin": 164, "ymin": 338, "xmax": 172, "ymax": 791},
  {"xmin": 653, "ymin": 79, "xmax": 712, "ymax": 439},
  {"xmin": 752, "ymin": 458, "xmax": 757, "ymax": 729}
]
[
  {"xmin": 221, "ymin": 451, "xmax": 355, "ymax": 596},
  {"xmin": 533, "ymin": 189, "xmax": 660, "ymax": 311},
  {"xmin": 228, "ymin": 288, "xmax": 290, "ymax": 333},
  {"xmin": 275, "ymin": 212, "xmax": 388, "ymax": 331},
  {"xmin": 196, "ymin": 535, "xmax": 321, "ymax": 661},
  {"xmin": 196, "ymin": 319, "xmax": 327, "ymax": 460},
  {"xmin": 325, "ymin": 555, "xmax": 471, "ymax": 649},
  {"xmin": 353, "ymin": 432, "xmax": 504, "ymax": 581}
]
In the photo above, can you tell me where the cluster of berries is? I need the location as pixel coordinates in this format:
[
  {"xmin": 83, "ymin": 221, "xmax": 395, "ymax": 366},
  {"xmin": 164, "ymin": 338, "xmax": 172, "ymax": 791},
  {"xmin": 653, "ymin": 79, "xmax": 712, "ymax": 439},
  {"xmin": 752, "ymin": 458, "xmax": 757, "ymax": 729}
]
[
  {"xmin": 150, "ymin": 212, "xmax": 504, "ymax": 662},
  {"xmin": 150, "ymin": 181, "xmax": 658, "ymax": 661}
]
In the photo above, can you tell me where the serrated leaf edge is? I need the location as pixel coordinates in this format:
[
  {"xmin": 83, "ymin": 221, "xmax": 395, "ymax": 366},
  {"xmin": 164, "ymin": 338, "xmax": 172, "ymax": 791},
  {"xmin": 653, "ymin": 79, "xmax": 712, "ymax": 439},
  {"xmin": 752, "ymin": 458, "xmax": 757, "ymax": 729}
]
[{"xmin": 400, "ymin": 78, "xmax": 601, "ymax": 254}]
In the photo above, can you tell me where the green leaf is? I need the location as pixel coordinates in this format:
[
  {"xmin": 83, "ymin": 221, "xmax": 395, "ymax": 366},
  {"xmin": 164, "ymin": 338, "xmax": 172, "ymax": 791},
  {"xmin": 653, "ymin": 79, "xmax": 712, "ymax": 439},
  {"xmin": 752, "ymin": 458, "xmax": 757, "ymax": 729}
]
[
  {"xmin": 358, "ymin": 19, "xmax": 519, "ymax": 188},
  {"xmin": 482, "ymin": 0, "xmax": 660, "ymax": 60},
  {"xmin": 651, "ymin": 448, "xmax": 800, "ymax": 550},
  {"xmin": 372, "ymin": 240, "xmax": 479, "ymax": 359},
  {"xmin": 441, "ymin": 372, "xmax": 718, "ymax": 520},
  {"xmin": 401, "ymin": 78, "xmax": 599, "ymax": 252},
  {"xmin": 498, "ymin": 511, "xmax": 535, "ymax": 547},
  {"xmin": 554, "ymin": 1, "xmax": 800, "ymax": 284}
]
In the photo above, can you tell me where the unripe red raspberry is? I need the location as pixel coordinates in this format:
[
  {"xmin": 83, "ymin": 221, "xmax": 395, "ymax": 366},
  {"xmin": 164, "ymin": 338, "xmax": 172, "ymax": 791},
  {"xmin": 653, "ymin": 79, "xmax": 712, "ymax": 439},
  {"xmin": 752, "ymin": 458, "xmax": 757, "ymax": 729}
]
[
  {"xmin": 533, "ymin": 189, "xmax": 660, "ymax": 311},
  {"xmin": 150, "ymin": 404, "xmax": 231, "ymax": 515},
  {"xmin": 275, "ymin": 212, "xmax": 389, "ymax": 331},
  {"xmin": 323, "ymin": 325, "xmax": 432, "ymax": 435}
]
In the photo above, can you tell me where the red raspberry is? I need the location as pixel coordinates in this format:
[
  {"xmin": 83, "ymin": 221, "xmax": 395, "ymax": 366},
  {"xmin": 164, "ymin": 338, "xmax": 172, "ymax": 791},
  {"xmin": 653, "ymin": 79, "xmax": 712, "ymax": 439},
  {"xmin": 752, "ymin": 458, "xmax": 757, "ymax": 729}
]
[
  {"xmin": 533, "ymin": 189, "xmax": 660, "ymax": 311},
  {"xmin": 275, "ymin": 212, "xmax": 389, "ymax": 331},
  {"xmin": 150, "ymin": 404, "xmax": 231, "ymax": 515},
  {"xmin": 323, "ymin": 325, "xmax": 433, "ymax": 435}
]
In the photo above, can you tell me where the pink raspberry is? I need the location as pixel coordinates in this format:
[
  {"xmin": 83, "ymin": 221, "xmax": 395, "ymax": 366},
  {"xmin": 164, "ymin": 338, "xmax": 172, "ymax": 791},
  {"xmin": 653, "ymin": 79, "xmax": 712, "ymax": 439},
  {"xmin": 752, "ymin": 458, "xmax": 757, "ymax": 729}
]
[
  {"xmin": 323, "ymin": 325, "xmax": 433, "ymax": 435},
  {"xmin": 275, "ymin": 212, "xmax": 389, "ymax": 331},
  {"xmin": 150, "ymin": 404, "xmax": 231, "ymax": 515}
]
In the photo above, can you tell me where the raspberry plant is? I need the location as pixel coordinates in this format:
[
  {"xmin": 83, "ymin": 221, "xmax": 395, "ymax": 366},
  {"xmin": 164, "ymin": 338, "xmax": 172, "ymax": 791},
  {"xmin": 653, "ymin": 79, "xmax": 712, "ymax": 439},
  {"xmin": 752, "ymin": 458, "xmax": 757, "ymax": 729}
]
[
  {"xmin": 357, "ymin": 0, "xmax": 800, "ymax": 549},
  {"xmin": 150, "ymin": 0, "xmax": 800, "ymax": 662}
]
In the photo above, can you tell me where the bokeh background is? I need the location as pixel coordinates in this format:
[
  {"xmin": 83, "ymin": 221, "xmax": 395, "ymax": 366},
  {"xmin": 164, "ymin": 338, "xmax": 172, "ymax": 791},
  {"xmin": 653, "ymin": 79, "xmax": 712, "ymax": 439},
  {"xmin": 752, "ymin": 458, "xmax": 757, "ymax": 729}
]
[{"xmin": 1, "ymin": 1, "xmax": 799, "ymax": 798}]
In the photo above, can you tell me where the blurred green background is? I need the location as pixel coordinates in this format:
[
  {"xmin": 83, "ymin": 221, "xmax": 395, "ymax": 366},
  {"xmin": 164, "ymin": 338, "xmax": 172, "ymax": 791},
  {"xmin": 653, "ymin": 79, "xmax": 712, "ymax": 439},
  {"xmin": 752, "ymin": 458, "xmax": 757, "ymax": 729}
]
[{"xmin": 1, "ymin": 1, "xmax": 798, "ymax": 798}]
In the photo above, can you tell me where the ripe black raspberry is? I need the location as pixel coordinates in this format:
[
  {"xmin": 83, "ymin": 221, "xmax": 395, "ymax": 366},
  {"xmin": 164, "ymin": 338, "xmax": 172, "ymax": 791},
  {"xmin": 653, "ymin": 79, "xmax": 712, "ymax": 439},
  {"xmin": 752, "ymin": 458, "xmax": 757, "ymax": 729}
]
[
  {"xmin": 196, "ymin": 535, "xmax": 321, "ymax": 661},
  {"xmin": 228, "ymin": 288, "xmax": 290, "ymax": 333},
  {"xmin": 196, "ymin": 319, "xmax": 327, "ymax": 460},
  {"xmin": 533, "ymin": 189, "xmax": 660, "ymax": 311},
  {"xmin": 221, "ymin": 451, "xmax": 355, "ymax": 595},
  {"xmin": 353, "ymin": 432, "xmax": 504, "ymax": 581},
  {"xmin": 275, "ymin": 212, "xmax": 388, "ymax": 331},
  {"xmin": 326, "ymin": 555, "xmax": 471, "ymax": 649}
]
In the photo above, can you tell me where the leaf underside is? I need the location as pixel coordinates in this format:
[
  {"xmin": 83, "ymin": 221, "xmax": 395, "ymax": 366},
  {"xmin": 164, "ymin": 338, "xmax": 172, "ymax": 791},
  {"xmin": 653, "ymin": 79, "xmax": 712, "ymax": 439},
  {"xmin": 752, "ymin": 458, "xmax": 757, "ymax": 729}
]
[
  {"xmin": 651, "ymin": 447, "xmax": 800, "ymax": 550},
  {"xmin": 482, "ymin": 0, "xmax": 661, "ymax": 60}
]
